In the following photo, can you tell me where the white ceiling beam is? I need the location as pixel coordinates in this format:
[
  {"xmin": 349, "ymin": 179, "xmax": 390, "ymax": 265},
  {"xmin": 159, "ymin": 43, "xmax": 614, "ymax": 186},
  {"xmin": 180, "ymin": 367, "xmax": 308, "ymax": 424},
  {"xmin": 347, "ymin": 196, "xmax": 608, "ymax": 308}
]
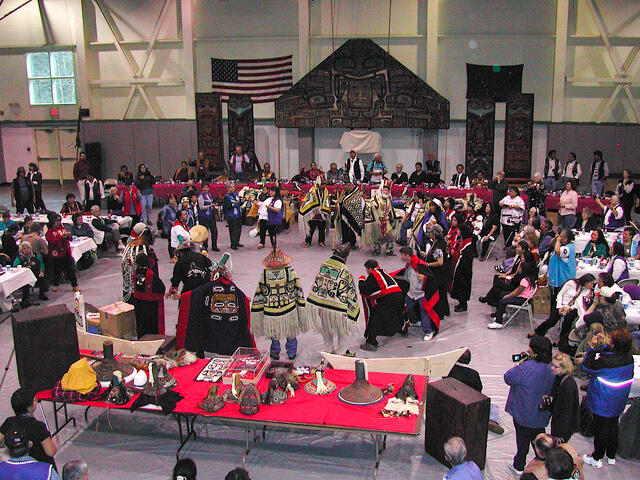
[
  {"xmin": 593, "ymin": 84, "xmax": 622, "ymax": 122},
  {"xmin": 121, "ymin": 86, "xmax": 137, "ymax": 120},
  {"xmin": 585, "ymin": 0, "xmax": 623, "ymax": 74},
  {"xmin": 622, "ymin": 85, "xmax": 640, "ymax": 122},
  {"xmin": 179, "ymin": 0, "xmax": 195, "ymax": 119},
  {"xmin": 37, "ymin": 0, "xmax": 54, "ymax": 45},
  {"xmin": 89, "ymin": 78, "xmax": 184, "ymax": 87},
  {"xmin": 138, "ymin": 0, "xmax": 173, "ymax": 77},
  {"xmin": 298, "ymin": 0, "xmax": 309, "ymax": 76},
  {"xmin": 551, "ymin": 0, "xmax": 569, "ymax": 122},
  {"xmin": 426, "ymin": 0, "xmax": 438, "ymax": 87},
  {"xmin": 136, "ymin": 85, "xmax": 161, "ymax": 120},
  {"xmin": 568, "ymin": 36, "xmax": 640, "ymax": 46},
  {"xmin": 87, "ymin": 39, "xmax": 182, "ymax": 52},
  {"xmin": 567, "ymin": 77, "xmax": 640, "ymax": 85},
  {"xmin": 92, "ymin": 0, "xmax": 139, "ymax": 77}
]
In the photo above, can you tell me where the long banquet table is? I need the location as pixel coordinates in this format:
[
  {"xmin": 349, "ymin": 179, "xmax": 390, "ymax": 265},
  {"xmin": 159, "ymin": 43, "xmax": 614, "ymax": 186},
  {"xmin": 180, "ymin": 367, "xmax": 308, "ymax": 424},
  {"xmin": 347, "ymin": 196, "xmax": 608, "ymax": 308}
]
[{"xmin": 37, "ymin": 356, "xmax": 427, "ymax": 477}]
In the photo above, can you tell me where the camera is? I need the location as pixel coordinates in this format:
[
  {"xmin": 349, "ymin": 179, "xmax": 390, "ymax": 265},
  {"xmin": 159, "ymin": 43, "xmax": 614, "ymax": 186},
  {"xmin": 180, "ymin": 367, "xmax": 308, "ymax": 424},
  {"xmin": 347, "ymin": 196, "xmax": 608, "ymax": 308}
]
[
  {"xmin": 539, "ymin": 395, "xmax": 554, "ymax": 411},
  {"xmin": 512, "ymin": 352, "xmax": 528, "ymax": 362}
]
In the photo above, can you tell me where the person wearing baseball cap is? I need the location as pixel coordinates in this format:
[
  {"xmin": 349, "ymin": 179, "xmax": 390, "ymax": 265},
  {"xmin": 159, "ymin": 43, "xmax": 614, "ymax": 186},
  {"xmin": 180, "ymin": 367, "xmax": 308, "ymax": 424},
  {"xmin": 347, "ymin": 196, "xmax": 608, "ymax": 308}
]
[{"xmin": 0, "ymin": 426, "xmax": 61, "ymax": 479}]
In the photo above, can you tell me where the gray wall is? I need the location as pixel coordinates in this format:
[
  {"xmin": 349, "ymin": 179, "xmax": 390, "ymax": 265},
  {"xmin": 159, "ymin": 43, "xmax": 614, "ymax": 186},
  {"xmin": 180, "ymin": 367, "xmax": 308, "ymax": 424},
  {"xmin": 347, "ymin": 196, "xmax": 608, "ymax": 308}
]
[
  {"xmin": 547, "ymin": 124, "xmax": 640, "ymax": 177},
  {"xmin": 80, "ymin": 120, "xmax": 198, "ymax": 180}
]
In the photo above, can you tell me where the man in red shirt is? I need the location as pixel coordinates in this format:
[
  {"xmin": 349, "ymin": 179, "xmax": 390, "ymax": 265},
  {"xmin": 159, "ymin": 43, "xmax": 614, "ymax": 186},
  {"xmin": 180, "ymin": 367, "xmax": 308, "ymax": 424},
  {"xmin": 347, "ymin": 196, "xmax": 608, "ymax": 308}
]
[{"xmin": 72, "ymin": 152, "xmax": 90, "ymax": 203}]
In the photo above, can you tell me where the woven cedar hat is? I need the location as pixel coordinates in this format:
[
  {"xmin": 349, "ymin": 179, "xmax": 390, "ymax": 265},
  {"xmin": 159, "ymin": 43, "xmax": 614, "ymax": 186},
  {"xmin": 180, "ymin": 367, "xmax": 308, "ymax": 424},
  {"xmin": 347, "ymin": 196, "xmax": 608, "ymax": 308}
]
[{"xmin": 262, "ymin": 247, "xmax": 292, "ymax": 268}]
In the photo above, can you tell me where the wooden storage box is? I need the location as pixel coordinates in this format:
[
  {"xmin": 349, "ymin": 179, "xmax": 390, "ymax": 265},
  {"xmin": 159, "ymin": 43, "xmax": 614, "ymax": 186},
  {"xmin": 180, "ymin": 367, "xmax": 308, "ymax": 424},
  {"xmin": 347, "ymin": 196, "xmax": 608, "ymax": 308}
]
[{"xmin": 425, "ymin": 377, "xmax": 490, "ymax": 470}]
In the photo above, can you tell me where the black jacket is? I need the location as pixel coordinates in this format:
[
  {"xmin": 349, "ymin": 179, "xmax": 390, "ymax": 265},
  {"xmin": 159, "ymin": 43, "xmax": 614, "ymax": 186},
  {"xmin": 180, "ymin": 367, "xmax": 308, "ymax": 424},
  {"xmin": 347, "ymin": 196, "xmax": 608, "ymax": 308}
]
[
  {"xmin": 550, "ymin": 374, "xmax": 579, "ymax": 441},
  {"xmin": 446, "ymin": 364, "xmax": 483, "ymax": 393},
  {"xmin": 408, "ymin": 171, "xmax": 429, "ymax": 186},
  {"xmin": 170, "ymin": 250, "xmax": 212, "ymax": 293}
]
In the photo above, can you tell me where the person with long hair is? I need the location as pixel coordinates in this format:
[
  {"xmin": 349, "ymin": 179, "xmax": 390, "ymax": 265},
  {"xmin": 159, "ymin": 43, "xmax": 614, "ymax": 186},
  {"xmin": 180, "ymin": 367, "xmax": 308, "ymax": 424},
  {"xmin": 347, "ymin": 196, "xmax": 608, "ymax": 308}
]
[
  {"xmin": 559, "ymin": 180, "xmax": 578, "ymax": 230},
  {"xmin": 504, "ymin": 335, "xmax": 555, "ymax": 475},
  {"xmin": 45, "ymin": 213, "xmax": 79, "ymax": 292},
  {"xmin": 532, "ymin": 273, "xmax": 596, "ymax": 348},
  {"xmin": 10, "ymin": 166, "xmax": 34, "ymax": 214},
  {"xmin": 547, "ymin": 353, "xmax": 579, "ymax": 442},
  {"xmin": 607, "ymin": 241, "xmax": 629, "ymax": 282},
  {"xmin": 488, "ymin": 260, "xmax": 538, "ymax": 329},
  {"xmin": 478, "ymin": 202, "xmax": 500, "ymax": 261},
  {"xmin": 616, "ymin": 169, "xmax": 635, "ymax": 223},
  {"xmin": 582, "ymin": 329, "xmax": 634, "ymax": 469},
  {"xmin": 582, "ymin": 229, "xmax": 609, "ymax": 258},
  {"xmin": 27, "ymin": 162, "xmax": 46, "ymax": 211},
  {"xmin": 480, "ymin": 242, "xmax": 531, "ymax": 307},
  {"xmin": 135, "ymin": 163, "xmax": 155, "ymax": 225},
  {"xmin": 425, "ymin": 223, "xmax": 451, "ymax": 317},
  {"xmin": 450, "ymin": 223, "xmax": 475, "ymax": 312},
  {"xmin": 499, "ymin": 186, "xmax": 525, "ymax": 244},
  {"xmin": 256, "ymin": 185, "xmax": 282, "ymax": 249}
]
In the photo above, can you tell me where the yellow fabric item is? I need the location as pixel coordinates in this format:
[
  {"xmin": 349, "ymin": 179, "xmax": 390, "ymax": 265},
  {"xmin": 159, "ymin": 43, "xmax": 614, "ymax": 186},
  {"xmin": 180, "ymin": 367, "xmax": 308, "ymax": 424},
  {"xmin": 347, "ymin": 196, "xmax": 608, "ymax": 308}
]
[
  {"xmin": 61, "ymin": 358, "xmax": 98, "ymax": 394},
  {"xmin": 189, "ymin": 225, "xmax": 209, "ymax": 243}
]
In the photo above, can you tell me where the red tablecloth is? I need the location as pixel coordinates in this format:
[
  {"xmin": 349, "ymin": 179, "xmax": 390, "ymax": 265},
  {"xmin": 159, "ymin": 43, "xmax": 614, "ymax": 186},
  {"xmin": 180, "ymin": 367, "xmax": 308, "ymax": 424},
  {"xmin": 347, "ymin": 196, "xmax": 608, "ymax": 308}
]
[
  {"xmin": 37, "ymin": 358, "xmax": 425, "ymax": 435},
  {"xmin": 150, "ymin": 181, "xmax": 493, "ymax": 203},
  {"xmin": 544, "ymin": 194, "xmax": 602, "ymax": 214}
]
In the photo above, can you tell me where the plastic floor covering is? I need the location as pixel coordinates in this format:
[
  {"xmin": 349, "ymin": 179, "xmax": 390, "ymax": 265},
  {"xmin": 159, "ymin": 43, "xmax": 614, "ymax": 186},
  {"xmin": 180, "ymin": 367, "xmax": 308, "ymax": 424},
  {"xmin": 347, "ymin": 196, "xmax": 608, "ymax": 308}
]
[{"xmin": 0, "ymin": 184, "xmax": 638, "ymax": 479}]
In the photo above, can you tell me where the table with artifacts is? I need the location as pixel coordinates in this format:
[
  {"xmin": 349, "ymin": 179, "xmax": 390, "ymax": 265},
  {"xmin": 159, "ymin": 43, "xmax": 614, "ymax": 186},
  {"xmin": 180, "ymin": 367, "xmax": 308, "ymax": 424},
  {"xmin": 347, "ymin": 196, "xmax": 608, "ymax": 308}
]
[{"xmin": 36, "ymin": 346, "xmax": 427, "ymax": 478}]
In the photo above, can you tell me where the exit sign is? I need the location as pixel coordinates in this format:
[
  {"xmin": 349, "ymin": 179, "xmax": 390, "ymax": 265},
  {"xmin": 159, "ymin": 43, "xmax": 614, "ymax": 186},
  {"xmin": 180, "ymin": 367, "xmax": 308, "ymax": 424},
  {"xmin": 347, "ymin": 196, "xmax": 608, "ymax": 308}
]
[{"xmin": 49, "ymin": 108, "xmax": 59, "ymax": 117}]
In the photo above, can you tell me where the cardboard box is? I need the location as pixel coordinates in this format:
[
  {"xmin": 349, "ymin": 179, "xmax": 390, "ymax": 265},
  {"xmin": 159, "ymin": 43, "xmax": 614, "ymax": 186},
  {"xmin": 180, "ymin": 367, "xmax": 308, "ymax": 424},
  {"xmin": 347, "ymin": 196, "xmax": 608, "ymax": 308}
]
[
  {"xmin": 532, "ymin": 286, "xmax": 551, "ymax": 315},
  {"xmin": 99, "ymin": 301, "xmax": 137, "ymax": 339}
]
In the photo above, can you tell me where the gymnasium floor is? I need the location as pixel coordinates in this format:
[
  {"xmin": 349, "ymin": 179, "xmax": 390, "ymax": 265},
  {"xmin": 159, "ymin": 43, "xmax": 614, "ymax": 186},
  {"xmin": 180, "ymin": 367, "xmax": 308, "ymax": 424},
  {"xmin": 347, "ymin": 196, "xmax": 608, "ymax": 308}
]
[{"xmin": 0, "ymin": 184, "xmax": 637, "ymax": 480}]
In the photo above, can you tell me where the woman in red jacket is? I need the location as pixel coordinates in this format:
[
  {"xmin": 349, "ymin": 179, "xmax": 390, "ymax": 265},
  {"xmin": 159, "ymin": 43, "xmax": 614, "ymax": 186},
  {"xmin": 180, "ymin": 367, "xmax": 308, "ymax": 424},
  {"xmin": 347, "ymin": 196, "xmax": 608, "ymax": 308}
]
[
  {"xmin": 121, "ymin": 183, "xmax": 142, "ymax": 225},
  {"xmin": 45, "ymin": 213, "xmax": 79, "ymax": 292}
]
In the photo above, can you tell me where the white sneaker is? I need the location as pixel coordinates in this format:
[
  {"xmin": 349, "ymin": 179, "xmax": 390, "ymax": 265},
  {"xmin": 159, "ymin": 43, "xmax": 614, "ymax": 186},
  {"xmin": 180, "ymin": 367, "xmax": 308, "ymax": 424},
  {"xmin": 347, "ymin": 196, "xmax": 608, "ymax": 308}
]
[
  {"xmin": 507, "ymin": 464, "xmax": 523, "ymax": 476},
  {"xmin": 487, "ymin": 322, "xmax": 504, "ymax": 329},
  {"xmin": 423, "ymin": 332, "xmax": 434, "ymax": 341},
  {"xmin": 583, "ymin": 454, "xmax": 603, "ymax": 469},
  {"xmin": 606, "ymin": 456, "xmax": 616, "ymax": 465}
]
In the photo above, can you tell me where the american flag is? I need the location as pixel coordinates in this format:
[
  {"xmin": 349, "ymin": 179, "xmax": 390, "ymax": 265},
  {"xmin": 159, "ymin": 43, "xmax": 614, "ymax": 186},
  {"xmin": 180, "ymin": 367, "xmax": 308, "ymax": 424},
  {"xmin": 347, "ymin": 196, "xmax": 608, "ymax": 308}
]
[{"xmin": 211, "ymin": 55, "xmax": 293, "ymax": 104}]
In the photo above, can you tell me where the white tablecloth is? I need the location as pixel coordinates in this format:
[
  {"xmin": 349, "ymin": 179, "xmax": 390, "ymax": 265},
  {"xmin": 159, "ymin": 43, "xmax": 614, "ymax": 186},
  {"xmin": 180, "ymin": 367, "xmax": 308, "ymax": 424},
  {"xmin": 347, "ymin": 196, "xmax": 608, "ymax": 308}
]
[
  {"xmin": 0, "ymin": 267, "xmax": 37, "ymax": 298},
  {"xmin": 61, "ymin": 215, "xmax": 132, "ymax": 245},
  {"xmin": 573, "ymin": 231, "xmax": 620, "ymax": 254},
  {"xmin": 69, "ymin": 237, "xmax": 98, "ymax": 263},
  {"xmin": 576, "ymin": 261, "xmax": 640, "ymax": 281}
]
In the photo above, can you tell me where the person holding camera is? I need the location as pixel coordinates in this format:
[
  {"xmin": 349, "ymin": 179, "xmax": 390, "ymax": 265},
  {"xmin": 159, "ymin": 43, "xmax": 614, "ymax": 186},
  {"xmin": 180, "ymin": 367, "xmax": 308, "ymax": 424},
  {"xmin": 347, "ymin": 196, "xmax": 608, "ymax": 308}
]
[
  {"xmin": 504, "ymin": 335, "xmax": 555, "ymax": 475},
  {"xmin": 546, "ymin": 353, "xmax": 579, "ymax": 442},
  {"xmin": 582, "ymin": 328, "xmax": 634, "ymax": 469}
]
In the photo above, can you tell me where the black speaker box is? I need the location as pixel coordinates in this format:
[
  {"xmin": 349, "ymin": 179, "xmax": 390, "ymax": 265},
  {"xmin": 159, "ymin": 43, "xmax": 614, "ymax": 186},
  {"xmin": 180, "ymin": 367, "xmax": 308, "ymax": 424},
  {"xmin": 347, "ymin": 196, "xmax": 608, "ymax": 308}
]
[
  {"xmin": 84, "ymin": 142, "xmax": 102, "ymax": 179},
  {"xmin": 425, "ymin": 377, "xmax": 490, "ymax": 469},
  {"xmin": 11, "ymin": 305, "xmax": 79, "ymax": 392}
]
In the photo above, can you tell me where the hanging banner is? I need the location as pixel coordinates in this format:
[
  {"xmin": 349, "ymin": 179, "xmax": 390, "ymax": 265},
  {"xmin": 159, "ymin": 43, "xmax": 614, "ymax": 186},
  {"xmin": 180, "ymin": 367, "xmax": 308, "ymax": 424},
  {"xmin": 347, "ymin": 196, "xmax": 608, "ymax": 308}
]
[
  {"xmin": 504, "ymin": 93, "xmax": 535, "ymax": 180},
  {"xmin": 465, "ymin": 99, "xmax": 496, "ymax": 178},
  {"xmin": 227, "ymin": 94, "xmax": 256, "ymax": 161},
  {"xmin": 195, "ymin": 93, "xmax": 224, "ymax": 172}
]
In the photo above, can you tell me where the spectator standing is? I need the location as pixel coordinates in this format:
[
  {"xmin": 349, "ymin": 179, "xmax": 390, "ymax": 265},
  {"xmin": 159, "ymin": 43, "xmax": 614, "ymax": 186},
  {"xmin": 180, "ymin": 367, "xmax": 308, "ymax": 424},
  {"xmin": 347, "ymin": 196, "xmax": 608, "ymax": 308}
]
[
  {"xmin": 616, "ymin": 169, "xmax": 635, "ymax": 223},
  {"xmin": 135, "ymin": 164, "xmax": 155, "ymax": 225},
  {"xmin": 223, "ymin": 183, "xmax": 243, "ymax": 250},
  {"xmin": 590, "ymin": 150, "xmax": 609, "ymax": 197},
  {"xmin": 197, "ymin": 183, "xmax": 219, "ymax": 252},
  {"xmin": 22, "ymin": 223, "xmax": 48, "ymax": 259},
  {"xmin": 547, "ymin": 353, "xmax": 579, "ymax": 442},
  {"xmin": 229, "ymin": 145, "xmax": 251, "ymax": 181},
  {"xmin": 27, "ymin": 162, "xmax": 46, "ymax": 211},
  {"xmin": 117, "ymin": 164, "xmax": 133, "ymax": 185},
  {"xmin": 562, "ymin": 152, "xmax": 582, "ymax": 188},
  {"xmin": 256, "ymin": 185, "xmax": 282, "ymax": 249},
  {"xmin": 504, "ymin": 335, "xmax": 555, "ymax": 475},
  {"xmin": 10, "ymin": 167, "xmax": 34, "ymax": 214},
  {"xmin": 558, "ymin": 180, "xmax": 578, "ymax": 230},
  {"xmin": 543, "ymin": 149, "xmax": 561, "ymax": 192},
  {"xmin": 72, "ymin": 151, "xmax": 90, "ymax": 202},
  {"xmin": 498, "ymin": 187, "xmax": 525, "ymax": 244},
  {"xmin": 490, "ymin": 170, "xmax": 509, "ymax": 212},
  {"xmin": 83, "ymin": 173, "xmax": 104, "ymax": 211},
  {"xmin": 45, "ymin": 214, "xmax": 79, "ymax": 292},
  {"xmin": 121, "ymin": 182, "xmax": 142, "ymax": 224},
  {"xmin": 345, "ymin": 150, "xmax": 366, "ymax": 183},
  {"xmin": 160, "ymin": 195, "xmax": 179, "ymax": 255},
  {"xmin": 582, "ymin": 329, "xmax": 634, "ymax": 469},
  {"xmin": 367, "ymin": 153, "xmax": 387, "ymax": 184}
]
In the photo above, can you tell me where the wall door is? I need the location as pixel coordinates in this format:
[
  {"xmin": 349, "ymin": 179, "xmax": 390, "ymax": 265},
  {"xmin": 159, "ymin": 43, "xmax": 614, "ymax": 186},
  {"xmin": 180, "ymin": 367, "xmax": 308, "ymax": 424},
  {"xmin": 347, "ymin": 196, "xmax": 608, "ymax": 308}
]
[{"xmin": 34, "ymin": 127, "xmax": 78, "ymax": 184}]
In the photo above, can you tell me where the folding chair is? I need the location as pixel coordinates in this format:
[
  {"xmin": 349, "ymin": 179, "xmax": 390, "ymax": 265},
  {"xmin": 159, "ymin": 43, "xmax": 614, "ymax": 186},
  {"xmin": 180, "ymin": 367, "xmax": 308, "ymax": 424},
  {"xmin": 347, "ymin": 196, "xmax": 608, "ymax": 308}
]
[
  {"xmin": 618, "ymin": 278, "xmax": 640, "ymax": 287},
  {"xmin": 501, "ymin": 287, "xmax": 537, "ymax": 330}
]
